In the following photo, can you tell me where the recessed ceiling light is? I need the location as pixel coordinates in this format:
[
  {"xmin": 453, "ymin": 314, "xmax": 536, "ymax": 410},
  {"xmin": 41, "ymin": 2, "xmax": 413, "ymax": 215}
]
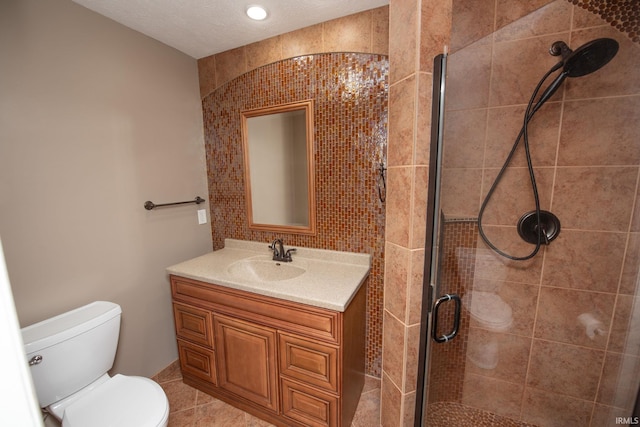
[{"xmin": 246, "ymin": 5, "xmax": 268, "ymax": 21}]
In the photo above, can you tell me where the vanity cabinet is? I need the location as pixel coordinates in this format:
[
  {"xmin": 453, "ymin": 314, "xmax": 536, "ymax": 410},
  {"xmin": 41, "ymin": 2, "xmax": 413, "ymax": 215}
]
[{"xmin": 170, "ymin": 274, "xmax": 366, "ymax": 427}]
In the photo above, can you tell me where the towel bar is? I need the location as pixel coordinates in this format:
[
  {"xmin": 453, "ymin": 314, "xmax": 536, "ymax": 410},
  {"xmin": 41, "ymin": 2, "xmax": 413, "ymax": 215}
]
[{"xmin": 144, "ymin": 196, "xmax": 205, "ymax": 210}]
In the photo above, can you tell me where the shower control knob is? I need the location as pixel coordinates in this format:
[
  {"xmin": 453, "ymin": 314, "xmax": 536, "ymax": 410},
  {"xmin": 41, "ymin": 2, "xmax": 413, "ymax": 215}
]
[{"xmin": 28, "ymin": 355, "xmax": 43, "ymax": 366}]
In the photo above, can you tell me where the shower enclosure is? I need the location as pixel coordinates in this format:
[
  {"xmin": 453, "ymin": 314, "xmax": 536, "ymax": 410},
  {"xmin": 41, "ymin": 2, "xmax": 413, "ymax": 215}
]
[{"xmin": 416, "ymin": 1, "xmax": 640, "ymax": 426}]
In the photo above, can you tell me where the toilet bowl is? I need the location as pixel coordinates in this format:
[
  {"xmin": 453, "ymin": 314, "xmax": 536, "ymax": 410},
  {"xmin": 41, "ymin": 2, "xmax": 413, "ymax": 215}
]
[
  {"xmin": 462, "ymin": 290, "xmax": 513, "ymax": 332},
  {"xmin": 21, "ymin": 301, "xmax": 169, "ymax": 427},
  {"xmin": 59, "ymin": 374, "xmax": 169, "ymax": 427},
  {"xmin": 462, "ymin": 291, "xmax": 513, "ymax": 370}
]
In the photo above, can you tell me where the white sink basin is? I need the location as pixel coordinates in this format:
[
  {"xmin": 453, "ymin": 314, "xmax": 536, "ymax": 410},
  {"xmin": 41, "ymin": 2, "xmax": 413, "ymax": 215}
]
[{"xmin": 227, "ymin": 256, "xmax": 306, "ymax": 282}]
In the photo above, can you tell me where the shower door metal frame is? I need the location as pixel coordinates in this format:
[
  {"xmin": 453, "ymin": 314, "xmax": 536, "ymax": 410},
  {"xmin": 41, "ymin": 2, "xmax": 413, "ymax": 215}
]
[{"xmin": 414, "ymin": 52, "xmax": 447, "ymax": 426}]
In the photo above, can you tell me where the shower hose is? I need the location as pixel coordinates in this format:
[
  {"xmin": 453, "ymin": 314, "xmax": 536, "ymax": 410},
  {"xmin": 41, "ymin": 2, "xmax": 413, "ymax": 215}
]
[{"xmin": 477, "ymin": 62, "xmax": 563, "ymax": 261}]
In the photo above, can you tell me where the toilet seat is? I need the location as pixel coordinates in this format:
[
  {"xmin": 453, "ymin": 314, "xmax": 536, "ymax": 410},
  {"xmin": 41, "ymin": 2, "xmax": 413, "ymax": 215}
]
[
  {"xmin": 463, "ymin": 291, "xmax": 513, "ymax": 332},
  {"xmin": 62, "ymin": 374, "xmax": 169, "ymax": 427}
]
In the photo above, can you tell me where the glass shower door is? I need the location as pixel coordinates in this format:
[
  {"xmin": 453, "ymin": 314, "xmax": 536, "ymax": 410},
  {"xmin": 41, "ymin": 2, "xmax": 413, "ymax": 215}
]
[{"xmin": 416, "ymin": 2, "xmax": 640, "ymax": 426}]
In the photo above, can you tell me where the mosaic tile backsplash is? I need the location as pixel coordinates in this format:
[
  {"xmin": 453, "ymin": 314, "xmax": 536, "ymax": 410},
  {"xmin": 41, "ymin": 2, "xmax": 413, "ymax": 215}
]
[{"xmin": 202, "ymin": 53, "xmax": 388, "ymax": 376}]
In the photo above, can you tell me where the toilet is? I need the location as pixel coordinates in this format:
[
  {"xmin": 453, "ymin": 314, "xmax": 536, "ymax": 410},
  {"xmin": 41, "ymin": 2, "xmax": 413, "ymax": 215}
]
[
  {"xmin": 462, "ymin": 290, "xmax": 513, "ymax": 333},
  {"xmin": 462, "ymin": 291, "xmax": 513, "ymax": 370},
  {"xmin": 454, "ymin": 247, "xmax": 515, "ymax": 369},
  {"xmin": 21, "ymin": 301, "xmax": 169, "ymax": 427}
]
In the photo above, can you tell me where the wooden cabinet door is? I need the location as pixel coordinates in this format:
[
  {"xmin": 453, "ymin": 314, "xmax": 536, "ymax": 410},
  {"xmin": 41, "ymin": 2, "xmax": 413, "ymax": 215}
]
[{"xmin": 214, "ymin": 314, "xmax": 278, "ymax": 412}]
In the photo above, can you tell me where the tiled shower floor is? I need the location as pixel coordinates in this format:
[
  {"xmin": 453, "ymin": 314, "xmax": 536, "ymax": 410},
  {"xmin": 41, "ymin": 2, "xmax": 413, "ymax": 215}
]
[
  {"xmin": 426, "ymin": 402, "xmax": 539, "ymax": 427},
  {"xmin": 152, "ymin": 360, "xmax": 381, "ymax": 427}
]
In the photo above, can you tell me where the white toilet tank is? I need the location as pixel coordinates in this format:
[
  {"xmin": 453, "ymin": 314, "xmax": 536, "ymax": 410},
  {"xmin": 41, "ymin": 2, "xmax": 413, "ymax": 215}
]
[{"xmin": 21, "ymin": 301, "xmax": 122, "ymax": 408}]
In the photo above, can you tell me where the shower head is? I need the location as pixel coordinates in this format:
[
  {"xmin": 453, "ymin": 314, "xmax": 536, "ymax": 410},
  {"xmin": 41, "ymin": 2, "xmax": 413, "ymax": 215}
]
[
  {"xmin": 550, "ymin": 38, "xmax": 619, "ymax": 77},
  {"xmin": 531, "ymin": 38, "xmax": 619, "ymax": 115}
]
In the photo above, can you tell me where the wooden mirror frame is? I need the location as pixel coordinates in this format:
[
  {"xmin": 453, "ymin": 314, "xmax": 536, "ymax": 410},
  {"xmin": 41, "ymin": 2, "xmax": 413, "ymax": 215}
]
[{"xmin": 241, "ymin": 100, "xmax": 316, "ymax": 235}]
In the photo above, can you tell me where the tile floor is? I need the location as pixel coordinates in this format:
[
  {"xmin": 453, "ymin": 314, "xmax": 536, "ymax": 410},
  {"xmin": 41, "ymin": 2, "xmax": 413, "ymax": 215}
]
[{"xmin": 152, "ymin": 360, "xmax": 381, "ymax": 427}]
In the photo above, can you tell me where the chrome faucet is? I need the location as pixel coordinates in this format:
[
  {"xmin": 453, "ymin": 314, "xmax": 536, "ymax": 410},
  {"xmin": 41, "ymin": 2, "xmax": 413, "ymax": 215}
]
[{"xmin": 269, "ymin": 238, "xmax": 296, "ymax": 262}]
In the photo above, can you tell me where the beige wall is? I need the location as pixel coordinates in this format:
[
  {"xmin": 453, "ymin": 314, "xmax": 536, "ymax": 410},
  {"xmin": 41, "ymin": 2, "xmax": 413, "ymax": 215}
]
[{"xmin": 0, "ymin": 0, "xmax": 210, "ymax": 377}]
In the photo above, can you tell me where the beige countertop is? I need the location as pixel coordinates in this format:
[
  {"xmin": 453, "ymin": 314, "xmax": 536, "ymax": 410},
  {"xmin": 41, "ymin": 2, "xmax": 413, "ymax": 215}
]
[{"xmin": 166, "ymin": 239, "xmax": 371, "ymax": 312}]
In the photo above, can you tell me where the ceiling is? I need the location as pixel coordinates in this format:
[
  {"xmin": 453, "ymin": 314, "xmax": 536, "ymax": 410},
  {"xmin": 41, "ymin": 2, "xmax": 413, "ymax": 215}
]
[{"xmin": 72, "ymin": 0, "xmax": 389, "ymax": 59}]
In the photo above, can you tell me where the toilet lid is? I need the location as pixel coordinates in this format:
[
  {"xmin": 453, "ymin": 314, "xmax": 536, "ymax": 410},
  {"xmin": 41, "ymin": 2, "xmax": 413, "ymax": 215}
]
[
  {"xmin": 463, "ymin": 291, "xmax": 513, "ymax": 331},
  {"xmin": 62, "ymin": 374, "xmax": 169, "ymax": 427}
]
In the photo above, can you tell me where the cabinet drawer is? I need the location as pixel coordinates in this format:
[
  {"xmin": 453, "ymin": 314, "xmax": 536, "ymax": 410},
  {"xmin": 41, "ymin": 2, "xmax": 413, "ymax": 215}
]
[
  {"xmin": 177, "ymin": 339, "xmax": 217, "ymax": 385},
  {"xmin": 173, "ymin": 302, "xmax": 213, "ymax": 349},
  {"xmin": 281, "ymin": 378, "xmax": 338, "ymax": 427},
  {"xmin": 279, "ymin": 333, "xmax": 338, "ymax": 392}
]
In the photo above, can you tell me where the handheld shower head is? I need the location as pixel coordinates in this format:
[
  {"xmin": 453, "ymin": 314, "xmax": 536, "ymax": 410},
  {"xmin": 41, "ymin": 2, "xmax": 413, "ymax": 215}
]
[
  {"xmin": 552, "ymin": 38, "xmax": 619, "ymax": 77},
  {"xmin": 532, "ymin": 38, "xmax": 619, "ymax": 114}
]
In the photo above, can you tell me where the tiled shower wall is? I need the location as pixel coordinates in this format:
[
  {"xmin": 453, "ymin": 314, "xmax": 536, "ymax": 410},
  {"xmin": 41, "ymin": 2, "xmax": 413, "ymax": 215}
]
[
  {"xmin": 201, "ymin": 53, "xmax": 388, "ymax": 376},
  {"xmin": 436, "ymin": 0, "xmax": 640, "ymax": 425}
]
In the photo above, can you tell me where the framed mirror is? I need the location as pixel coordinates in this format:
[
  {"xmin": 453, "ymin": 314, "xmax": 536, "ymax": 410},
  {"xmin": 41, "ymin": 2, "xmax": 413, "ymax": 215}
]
[{"xmin": 241, "ymin": 100, "xmax": 316, "ymax": 235}]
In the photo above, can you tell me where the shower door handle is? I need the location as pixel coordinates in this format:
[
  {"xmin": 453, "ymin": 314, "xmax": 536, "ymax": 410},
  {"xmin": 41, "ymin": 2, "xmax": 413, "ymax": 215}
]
[{"xmin": 432, "ymin": 293, "xmax": 461, "ymax": 343}]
